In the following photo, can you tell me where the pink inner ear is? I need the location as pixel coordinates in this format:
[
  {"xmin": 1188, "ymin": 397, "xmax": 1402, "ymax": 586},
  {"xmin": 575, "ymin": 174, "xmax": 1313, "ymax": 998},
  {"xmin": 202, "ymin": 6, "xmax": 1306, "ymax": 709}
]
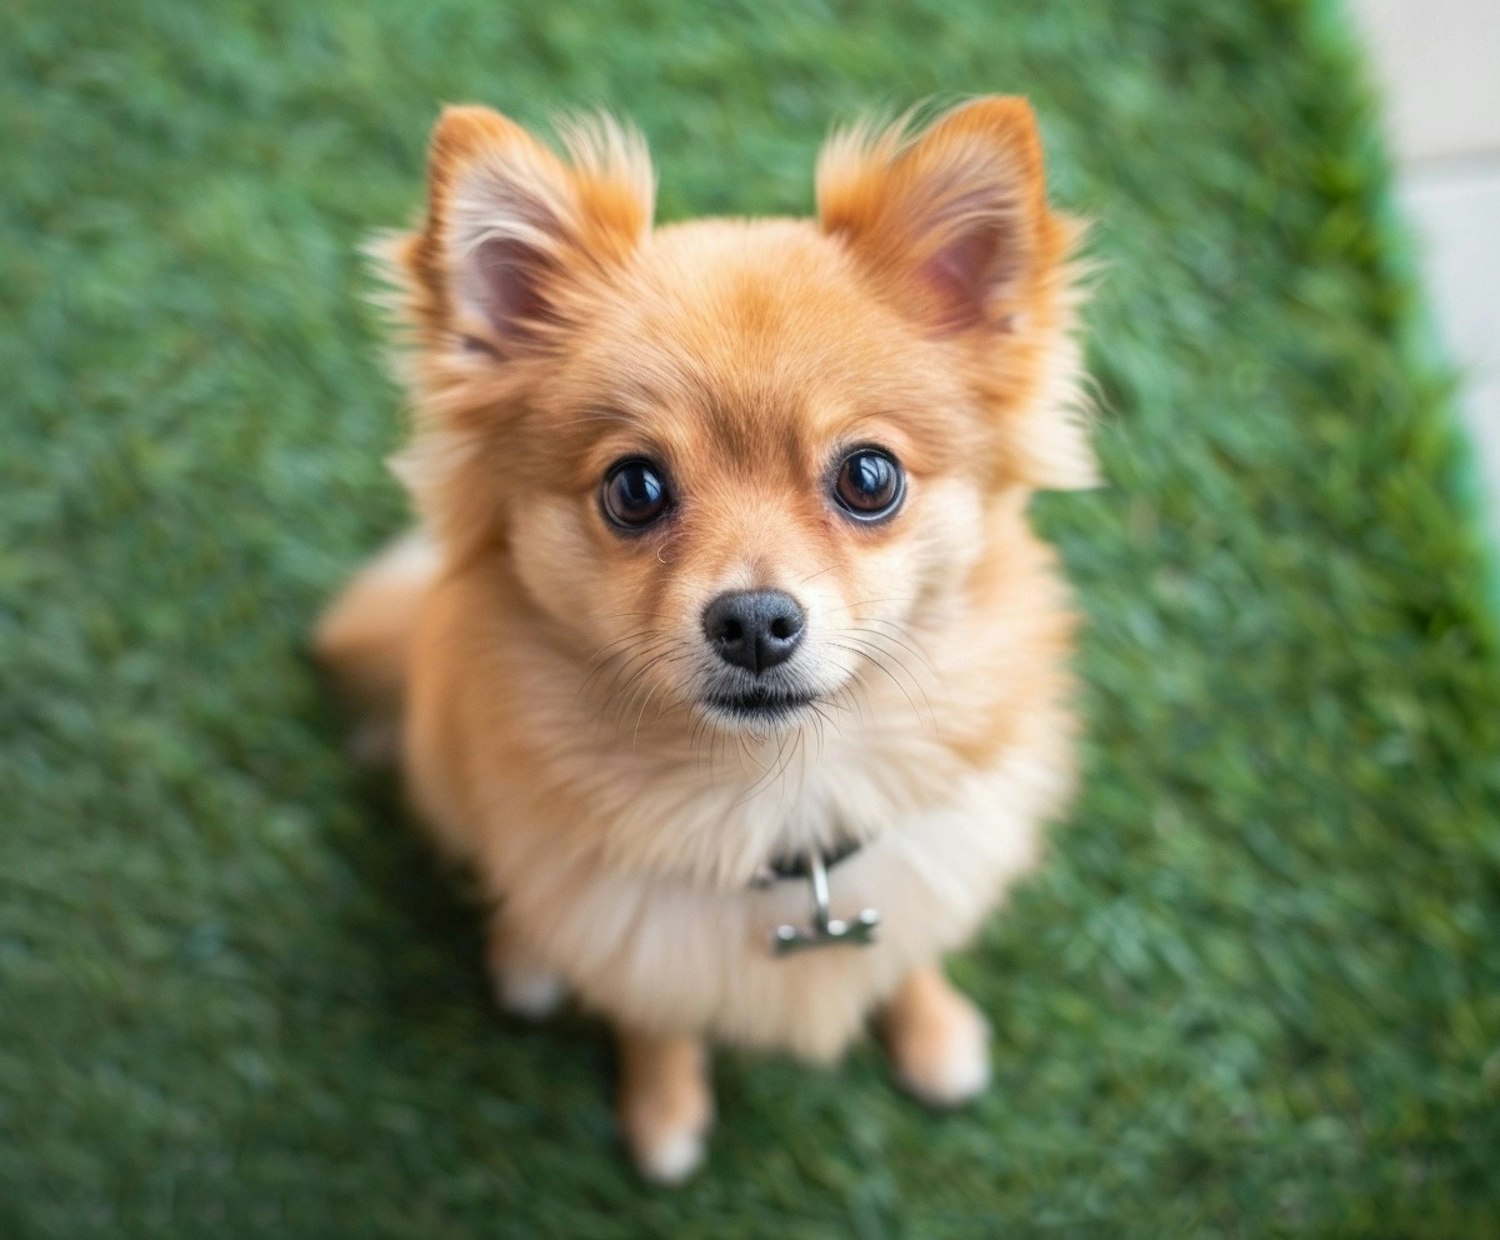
[
  {"xmin": 471, "ymin": 236, "xmax": 561, "ymax": 345},
  {"xmin": 914, "ymin": 217, "xmax": 1024, "ymax": 334}
]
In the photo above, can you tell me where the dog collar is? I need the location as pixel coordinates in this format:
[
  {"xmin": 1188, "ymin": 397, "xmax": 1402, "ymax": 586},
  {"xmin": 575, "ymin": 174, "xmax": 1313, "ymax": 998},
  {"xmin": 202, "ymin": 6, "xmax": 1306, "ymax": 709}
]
[
  {"xmin": 756, "ymin": 836, "xmax": 865, "ymax": 884},
  {"xmin": 754, "ymin": 840, "xmax": 880, "ymax": 956}
]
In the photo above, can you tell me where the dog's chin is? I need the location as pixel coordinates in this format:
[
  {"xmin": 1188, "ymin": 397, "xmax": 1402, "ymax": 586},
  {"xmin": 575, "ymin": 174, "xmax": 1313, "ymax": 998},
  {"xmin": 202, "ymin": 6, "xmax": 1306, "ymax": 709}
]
[{"xmin": 698, "ymin": 685, "xmax": 819, "ymax": 733}]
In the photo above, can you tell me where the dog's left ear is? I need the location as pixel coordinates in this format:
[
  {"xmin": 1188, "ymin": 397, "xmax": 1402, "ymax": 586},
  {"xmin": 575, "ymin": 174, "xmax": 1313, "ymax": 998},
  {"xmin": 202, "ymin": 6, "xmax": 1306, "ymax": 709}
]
[
  {"xmin": 818, "ymin": 98, "xmax": 1095, "ymax": 490},
  {"xmin": 817, "ymin": 97, "xmax": 1051, "ymax": 336}
]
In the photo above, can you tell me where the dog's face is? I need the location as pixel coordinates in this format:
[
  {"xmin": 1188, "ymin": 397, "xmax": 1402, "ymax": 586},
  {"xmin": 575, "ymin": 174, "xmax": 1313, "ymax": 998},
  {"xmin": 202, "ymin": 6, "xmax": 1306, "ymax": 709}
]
[{"xmin": 389, "ymin": 102, "xmax": 1091, "ymax": 734}]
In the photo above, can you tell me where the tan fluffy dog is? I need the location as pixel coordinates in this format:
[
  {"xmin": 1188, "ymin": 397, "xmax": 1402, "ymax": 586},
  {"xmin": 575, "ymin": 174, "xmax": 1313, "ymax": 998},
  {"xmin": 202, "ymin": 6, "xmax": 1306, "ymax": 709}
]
[{"xmin": 317, "ymin": 97, "xmax": 1094, "ymax": 1182}]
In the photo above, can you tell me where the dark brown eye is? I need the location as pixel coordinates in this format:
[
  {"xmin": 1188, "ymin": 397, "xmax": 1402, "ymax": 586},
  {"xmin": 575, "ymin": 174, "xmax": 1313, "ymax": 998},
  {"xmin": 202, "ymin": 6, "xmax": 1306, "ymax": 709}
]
[
  {"xmin": 833, "ymin": 447, "xmax": 904, "ymax": 521},
  {"xmin": 601, "ymin": 458, "xmax": 671, "ymax": 531}
]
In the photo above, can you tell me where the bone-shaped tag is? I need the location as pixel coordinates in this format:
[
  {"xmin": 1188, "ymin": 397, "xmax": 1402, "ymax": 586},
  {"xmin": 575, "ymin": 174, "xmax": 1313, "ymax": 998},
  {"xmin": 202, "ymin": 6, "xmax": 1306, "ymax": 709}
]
[{"xmin": 771, "ymin": 849, "xmax": 880, "ymax": 956}]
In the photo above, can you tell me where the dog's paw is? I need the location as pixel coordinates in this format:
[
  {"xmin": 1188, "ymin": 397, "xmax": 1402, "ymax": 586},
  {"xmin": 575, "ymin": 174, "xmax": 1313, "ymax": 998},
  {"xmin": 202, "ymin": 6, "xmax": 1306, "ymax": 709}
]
[
  {"xmin": 486, "ymin": 924, "xmax": 567, "ymax": 1021},
  {"xmin": 618, "ymin": 1035, "xmax": 714, "ymax": 1185},
  {"xmin": 491, "ymin": 962, "xmax": 567, "ymax": 1021},
  {"xmin": 884, "ymin": 974, "xmax": 991, "ymax": 1108},
  {"xmin": 628, "ymin": 1121, "xmax": 708, "ymax": 1186}
]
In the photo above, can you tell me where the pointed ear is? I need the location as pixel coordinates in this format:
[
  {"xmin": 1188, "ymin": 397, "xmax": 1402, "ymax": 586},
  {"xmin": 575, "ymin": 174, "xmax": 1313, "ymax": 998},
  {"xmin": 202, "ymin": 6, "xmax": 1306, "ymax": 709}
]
[
  {"xmin": 817, "ymin": 98, "xmax": 1050, "ymax": 335},
  {"xmin": 403, "ymin": 106, "xmax": 654, "ymax": 356}
]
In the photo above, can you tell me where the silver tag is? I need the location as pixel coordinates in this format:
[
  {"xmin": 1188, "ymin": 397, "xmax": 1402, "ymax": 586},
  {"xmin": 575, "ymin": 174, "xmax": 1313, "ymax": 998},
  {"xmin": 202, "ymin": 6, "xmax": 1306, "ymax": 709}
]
[{"xmin": 771, "ymin": 849, "xmax": 880, "ymax": 956}]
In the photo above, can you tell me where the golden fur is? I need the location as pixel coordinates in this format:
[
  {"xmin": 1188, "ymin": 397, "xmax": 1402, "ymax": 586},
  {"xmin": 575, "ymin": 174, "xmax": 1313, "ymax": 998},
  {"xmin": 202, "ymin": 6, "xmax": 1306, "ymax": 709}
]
[{"xmin": 317, "ymin": 97, "xmax": 1093, "ymax": 1182}]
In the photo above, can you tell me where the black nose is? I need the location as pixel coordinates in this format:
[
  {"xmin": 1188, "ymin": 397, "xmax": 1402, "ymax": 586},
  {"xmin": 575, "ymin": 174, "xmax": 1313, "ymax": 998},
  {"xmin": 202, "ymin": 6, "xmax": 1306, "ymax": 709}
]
[{"xmin": 702, "ymin": 590, "xmax": 806, "ymax": 675}]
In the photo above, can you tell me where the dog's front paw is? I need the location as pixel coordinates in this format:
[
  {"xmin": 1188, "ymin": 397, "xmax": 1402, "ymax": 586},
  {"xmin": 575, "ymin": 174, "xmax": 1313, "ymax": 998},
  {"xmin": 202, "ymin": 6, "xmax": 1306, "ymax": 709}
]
[
  {"xmin": 626, "ymin": 1114, "xmax": 709, "ymax": 1186},
  {"xmin": 882, "ymin": 967, "xmax": 991, "ymax": 1108},
  {"xmin": 493, "ymin": 963, "xmax": 567, "ymax": 1021},
  {"xmin": 618, "ymin": 1032, "xmax": 714, "ymax": 1185},
  {"xmin": 486, "ymin": 924, "xmax": 567, "ymax": 1020}
]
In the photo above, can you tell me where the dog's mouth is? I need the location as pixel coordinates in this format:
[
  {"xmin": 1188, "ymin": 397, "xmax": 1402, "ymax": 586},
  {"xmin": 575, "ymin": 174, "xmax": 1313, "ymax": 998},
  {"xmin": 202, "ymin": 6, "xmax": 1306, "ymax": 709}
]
[{"xmin": 701, "ymin": 685, "xmax": 817, "ymax": 725}]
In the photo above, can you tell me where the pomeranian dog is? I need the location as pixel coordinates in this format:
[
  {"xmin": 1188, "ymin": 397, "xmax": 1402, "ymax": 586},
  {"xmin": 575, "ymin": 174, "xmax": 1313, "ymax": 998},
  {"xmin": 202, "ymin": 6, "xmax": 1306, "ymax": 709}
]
[{"xmin": 316, "ymin": 96, "xmax": 1094, "ymax": 1182}]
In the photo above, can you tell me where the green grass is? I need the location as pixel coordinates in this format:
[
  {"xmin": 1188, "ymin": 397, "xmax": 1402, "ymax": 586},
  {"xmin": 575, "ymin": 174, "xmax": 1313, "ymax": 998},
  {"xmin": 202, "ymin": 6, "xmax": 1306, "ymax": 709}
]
[{"xmin": 4, "ymin": 0, "xmax": 1499, "ymax": 1234}]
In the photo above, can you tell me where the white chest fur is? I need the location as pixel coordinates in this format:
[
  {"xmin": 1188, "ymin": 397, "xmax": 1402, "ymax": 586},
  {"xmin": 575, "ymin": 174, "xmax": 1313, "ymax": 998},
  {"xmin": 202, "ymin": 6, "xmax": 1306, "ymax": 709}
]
[{"xmin": 492, "ymin": 733, "xmax": 1069, "ymax": 1060}]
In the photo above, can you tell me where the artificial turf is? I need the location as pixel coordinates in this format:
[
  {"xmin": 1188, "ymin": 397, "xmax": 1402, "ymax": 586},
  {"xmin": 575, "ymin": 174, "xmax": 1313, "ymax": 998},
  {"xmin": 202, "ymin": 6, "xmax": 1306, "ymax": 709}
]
[{"xmin": 4, "ymin": 0, "xmax": 1499, "ymax": 1234}]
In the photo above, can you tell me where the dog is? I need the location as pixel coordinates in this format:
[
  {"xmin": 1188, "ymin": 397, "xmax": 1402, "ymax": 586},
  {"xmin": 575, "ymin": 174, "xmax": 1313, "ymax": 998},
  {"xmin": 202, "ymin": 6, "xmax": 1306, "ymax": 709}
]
[{"xmin": 316, "ymin": 96, "xmax": 1094, "ymax": 1183}]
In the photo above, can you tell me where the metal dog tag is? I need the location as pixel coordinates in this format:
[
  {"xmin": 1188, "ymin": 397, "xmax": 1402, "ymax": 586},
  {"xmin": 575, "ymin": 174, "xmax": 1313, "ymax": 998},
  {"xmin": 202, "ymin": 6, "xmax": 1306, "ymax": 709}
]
[{"xmin": 771, "ymin": 849, "xmax": 880, "ymax": 956}]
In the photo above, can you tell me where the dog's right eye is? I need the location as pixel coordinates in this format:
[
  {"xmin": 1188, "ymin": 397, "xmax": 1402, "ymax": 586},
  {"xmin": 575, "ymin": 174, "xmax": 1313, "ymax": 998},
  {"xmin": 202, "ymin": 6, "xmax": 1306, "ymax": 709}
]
[{"xmin": 601, "ymin": 458, "xmax": 672, "ymax": 531}]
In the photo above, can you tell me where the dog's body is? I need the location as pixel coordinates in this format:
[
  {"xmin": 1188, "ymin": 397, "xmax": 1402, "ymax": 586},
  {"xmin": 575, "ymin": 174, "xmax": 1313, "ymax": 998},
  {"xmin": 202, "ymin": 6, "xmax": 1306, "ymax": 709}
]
[{"xmin": 318, "ymin": 100, "xmax": 1093, "ymax": 1181}]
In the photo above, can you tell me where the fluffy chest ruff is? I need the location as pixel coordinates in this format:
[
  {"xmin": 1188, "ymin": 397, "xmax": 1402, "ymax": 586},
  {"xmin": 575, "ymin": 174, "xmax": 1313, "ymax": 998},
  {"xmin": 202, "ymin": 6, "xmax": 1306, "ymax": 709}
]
[{"xmin": 482, "ymin": 746, "xmax": 1069, "ymax": 1061}]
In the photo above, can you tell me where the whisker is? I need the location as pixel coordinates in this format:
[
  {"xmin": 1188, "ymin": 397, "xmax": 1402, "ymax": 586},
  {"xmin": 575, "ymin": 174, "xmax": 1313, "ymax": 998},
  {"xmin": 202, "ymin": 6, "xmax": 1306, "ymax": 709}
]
[
  {"xmin": 583, "ymin": 634, "xmax": 678, "ymax": 712},
  {"xmin": 613, "ymin": 652, "xmax": 671, "ymax": 739},
  {"xmin": 795, "ymin": 563, "xmax": 839, "ymax": 588},
  {"xmin": 776, "ymin": 724, "xmax": 806, "ymax": 811},
  {"xmin": 585, "ymin": 626, "xmax": 662, "ymax": 669},
  {"xmin": 830, "ymin": 638, "xmax": 935, "ymax": 731},
  {"xmin": 596, "ymin": 637, "xmax": 680, "ymax": 726},
  {"xmin": 734, "ymin": 729, "xmax": 791, "ymax": 808},
  {"xmin": 824, "ymin": 595, "xmax": 920, "ymax": 615},
  {"xmin": 631, "ymin": 677, "xmax": 666, "ymax": 747},
  {"xmin": 846, "ymin": 635, "xmax": 935, "ymax": 724},
  {"xmin": 846, "ymin": 624, "xmax": 937, "ymax": 675}
]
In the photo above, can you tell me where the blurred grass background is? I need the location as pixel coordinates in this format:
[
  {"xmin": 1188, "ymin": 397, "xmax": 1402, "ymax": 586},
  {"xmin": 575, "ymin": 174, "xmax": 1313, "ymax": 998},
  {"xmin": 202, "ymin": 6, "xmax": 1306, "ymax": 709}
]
[{"xmin": 4, "ymin": 0, "xmax": 1500, "ymax": 1234}]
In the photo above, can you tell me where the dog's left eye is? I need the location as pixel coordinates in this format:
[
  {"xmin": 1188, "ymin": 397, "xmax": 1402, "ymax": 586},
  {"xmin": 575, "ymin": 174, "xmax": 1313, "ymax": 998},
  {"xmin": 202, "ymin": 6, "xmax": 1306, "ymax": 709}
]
[
  {"xmin": 601, "ymin": 458, "xmax": 671, "ymax": 531},
  {"xmin": 833, "ymin": 447, "xmax": 905, "ymax": 521}
]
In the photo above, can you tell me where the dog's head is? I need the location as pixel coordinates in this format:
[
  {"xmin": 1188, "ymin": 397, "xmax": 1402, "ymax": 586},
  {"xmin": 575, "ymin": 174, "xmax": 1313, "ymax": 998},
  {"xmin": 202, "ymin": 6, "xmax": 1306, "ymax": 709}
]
[{"xmin": 383, "ymin": 100, "xmax": 1091, "ymax": 734}]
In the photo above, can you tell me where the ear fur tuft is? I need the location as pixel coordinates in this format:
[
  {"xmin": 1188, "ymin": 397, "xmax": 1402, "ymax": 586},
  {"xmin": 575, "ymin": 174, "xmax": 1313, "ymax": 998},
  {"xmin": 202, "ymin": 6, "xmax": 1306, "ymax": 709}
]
[
  {"xmin": 817, "ymin": 97, "xmax": 1049, "ymax": 335},
  {"xmin": 400, "ymin": 106, "xmax": 654, "ymax": 355}
]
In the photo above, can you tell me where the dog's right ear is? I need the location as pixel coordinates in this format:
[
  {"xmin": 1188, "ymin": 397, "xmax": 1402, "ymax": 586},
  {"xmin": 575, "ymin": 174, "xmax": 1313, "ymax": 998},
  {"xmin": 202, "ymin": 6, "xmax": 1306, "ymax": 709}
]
[{"xmin": 391, "ymin": 105, "xmax": 654, "ymax": 360}]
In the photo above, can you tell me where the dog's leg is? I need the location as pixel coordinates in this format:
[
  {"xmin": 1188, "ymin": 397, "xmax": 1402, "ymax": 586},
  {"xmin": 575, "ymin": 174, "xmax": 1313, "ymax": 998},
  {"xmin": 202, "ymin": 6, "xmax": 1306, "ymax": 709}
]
[
  {"xmin": 880, "ymin": 965, "xmax": 991, "ymax": 1107},
  {"xmin": 485, "ymin": 919, "xmax": 567, "ymax": 1020},
  {"xmin": 314, "ymin": 530, "xmax": 437, "ymax": 761},
  {"xmin": 617, "ymin": 1029, "xmax": 713, "ymax": 1184}
]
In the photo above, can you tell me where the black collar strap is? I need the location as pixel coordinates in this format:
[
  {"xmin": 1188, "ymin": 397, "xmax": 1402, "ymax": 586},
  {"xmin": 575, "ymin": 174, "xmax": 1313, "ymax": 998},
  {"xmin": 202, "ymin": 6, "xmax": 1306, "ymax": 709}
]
[{"xmin": 754, "ymin": 836, "xmax": 865, "ymax": 887}]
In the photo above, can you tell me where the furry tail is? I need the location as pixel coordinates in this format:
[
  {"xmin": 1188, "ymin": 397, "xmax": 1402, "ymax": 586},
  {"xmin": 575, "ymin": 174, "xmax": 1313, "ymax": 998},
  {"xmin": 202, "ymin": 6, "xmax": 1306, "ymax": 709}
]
[{"xmin": 314, "ymin": 530, "xmax": 440, "ymax": 758}]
